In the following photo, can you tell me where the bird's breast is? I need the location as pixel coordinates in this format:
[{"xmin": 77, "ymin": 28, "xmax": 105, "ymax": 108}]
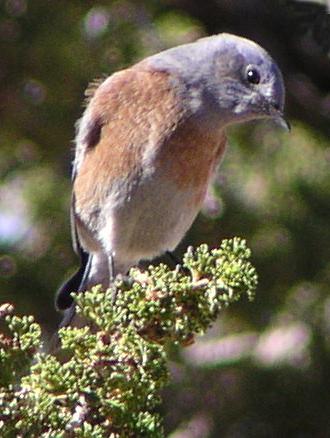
[{"xmin": 153, "ymin": 118, "xmax": 227, "ymax": 203}]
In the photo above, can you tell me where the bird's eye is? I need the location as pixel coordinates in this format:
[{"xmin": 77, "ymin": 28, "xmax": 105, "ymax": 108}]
[{"xmin": 245, "ymin": 66, "xmax": 261, "ymax": 85}]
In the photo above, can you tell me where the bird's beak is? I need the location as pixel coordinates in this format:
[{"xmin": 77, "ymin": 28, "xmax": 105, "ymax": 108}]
[
  {"xmin": 273, "ymin": 113, "xmax": 291, "ymax": 131},
  {"xmin": 268, "ymin": 103, "xmax": 290, "ymax": 132}
]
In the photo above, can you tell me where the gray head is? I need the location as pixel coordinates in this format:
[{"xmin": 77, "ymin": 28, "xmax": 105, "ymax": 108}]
[{"xmin": 147, "ymin": 33, "xmax": 288, "ymax": 129}]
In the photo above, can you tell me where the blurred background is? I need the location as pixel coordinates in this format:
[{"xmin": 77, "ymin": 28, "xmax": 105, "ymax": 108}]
[{"xmin": 0, "ymin": 0, "xmax": 329, "ymax": 436}]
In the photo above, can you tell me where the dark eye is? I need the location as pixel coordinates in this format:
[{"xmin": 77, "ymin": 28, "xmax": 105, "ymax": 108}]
[{"xmin": 246, "ymin": 66, "xmax": 261, "ymax": 85}]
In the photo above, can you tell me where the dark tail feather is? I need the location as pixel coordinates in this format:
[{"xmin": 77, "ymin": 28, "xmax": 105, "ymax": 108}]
[
  {"xmin": 50, "ymin": 251, "xmax": 91, "ymax": 353},
  {"xmin": 55, "ymin": 250, "xmax": 90, "ymax": 310}
]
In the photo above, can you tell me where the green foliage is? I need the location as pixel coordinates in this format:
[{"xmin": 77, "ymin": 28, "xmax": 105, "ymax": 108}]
[
  {"xmin": 0, "ymin": 304, "xmax": 41, "ymax": 388},
  {"xmin": 0, "ymin": 238, "xmax": 256, "ymax": 437}
]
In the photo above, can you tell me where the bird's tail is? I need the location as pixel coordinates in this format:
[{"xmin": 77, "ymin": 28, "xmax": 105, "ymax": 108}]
[
  {"xmin": 49, "ymin": 250, "xmax": 92, "ymax": 353},
  {"xmin": 55, "ymin": 249, "xmax": 91, "ymax": 311},
  {"xmin": 51, "ymin": 249, "xmax": 131, "ymax": 352}
]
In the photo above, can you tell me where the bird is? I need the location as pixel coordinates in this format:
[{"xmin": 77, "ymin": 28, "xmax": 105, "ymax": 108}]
[{"xmin": 56, "ymin": 33, "xmax": 288, "ymax": 327}]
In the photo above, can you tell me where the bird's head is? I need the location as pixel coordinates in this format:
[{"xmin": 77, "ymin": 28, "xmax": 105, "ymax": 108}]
[
  {"xmin": 205, "ymin": 33, "xmax": 288, "ymax": 129},
  {"xmin": 149, "ymin": 33, "xmax": 289, "ymax": 130}
]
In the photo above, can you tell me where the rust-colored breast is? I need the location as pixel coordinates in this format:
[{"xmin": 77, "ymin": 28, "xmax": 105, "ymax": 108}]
[{"xmin": 158, "ymin": 119, "xmax": 226, "ymax": 190}]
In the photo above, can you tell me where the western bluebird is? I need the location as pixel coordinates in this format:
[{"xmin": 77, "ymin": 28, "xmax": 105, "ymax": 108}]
[{"xmin": 56, "ymin": 33, "xmax": 287, "ymax": 326}]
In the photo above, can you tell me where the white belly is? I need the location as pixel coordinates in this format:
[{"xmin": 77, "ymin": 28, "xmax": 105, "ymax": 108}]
[{"xmin": 98, "ymin": 176, "xmax": 206, "ymax": 266}]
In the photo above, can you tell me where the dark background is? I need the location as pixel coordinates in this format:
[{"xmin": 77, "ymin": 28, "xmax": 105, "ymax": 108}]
[{"xmin": 0, "ymin": 1, "xmax": 329, "ymax": 436}]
